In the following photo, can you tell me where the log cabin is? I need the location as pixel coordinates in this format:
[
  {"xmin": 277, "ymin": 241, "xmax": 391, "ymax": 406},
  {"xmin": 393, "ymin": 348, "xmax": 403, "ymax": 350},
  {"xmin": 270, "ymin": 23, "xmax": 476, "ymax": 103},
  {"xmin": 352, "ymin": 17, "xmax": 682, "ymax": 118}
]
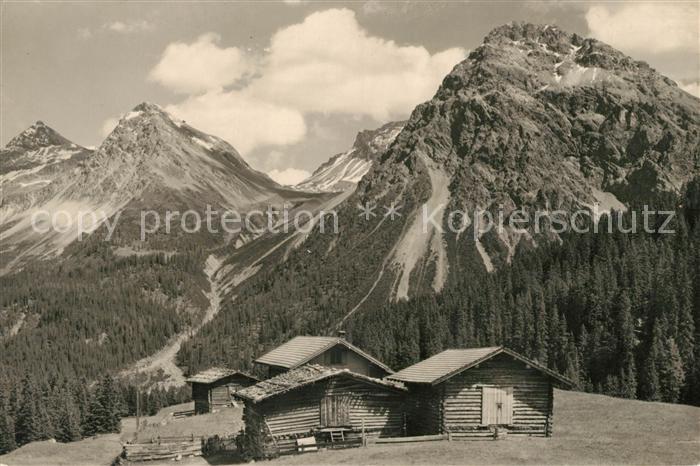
[
  {"xmin": 254, "ymin": 334, "xmax": 393, "ymax": 379},
  {"xmin": 236, "ymin": 364, "xmax": 407, "ymax": 458},
  {"xmin": 388, "ymin": 347, "xmax": 574, "ymax": 438},
  {"xmin": 186, "ymin": 368, "xmax": 259, "ymax": 414}
]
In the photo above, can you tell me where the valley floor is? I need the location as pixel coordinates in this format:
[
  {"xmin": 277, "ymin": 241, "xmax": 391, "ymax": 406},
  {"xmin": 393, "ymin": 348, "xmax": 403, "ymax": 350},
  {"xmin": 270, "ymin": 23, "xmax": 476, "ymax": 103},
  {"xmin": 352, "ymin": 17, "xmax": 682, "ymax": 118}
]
[{"xmin": 1, "ymin": 390, "xmax": 698, "ymax": 465}]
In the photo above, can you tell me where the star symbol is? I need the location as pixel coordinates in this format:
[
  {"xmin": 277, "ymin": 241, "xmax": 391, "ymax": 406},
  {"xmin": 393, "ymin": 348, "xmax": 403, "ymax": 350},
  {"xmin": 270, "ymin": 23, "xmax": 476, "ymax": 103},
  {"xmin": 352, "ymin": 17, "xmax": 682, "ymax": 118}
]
[
  {"xmin": 383, "ymin": 203, "xmax": 403, "ymax": 220},
  {"xmin": 357, "ymin": 202, "xmax": 377, "ymax": 221}
]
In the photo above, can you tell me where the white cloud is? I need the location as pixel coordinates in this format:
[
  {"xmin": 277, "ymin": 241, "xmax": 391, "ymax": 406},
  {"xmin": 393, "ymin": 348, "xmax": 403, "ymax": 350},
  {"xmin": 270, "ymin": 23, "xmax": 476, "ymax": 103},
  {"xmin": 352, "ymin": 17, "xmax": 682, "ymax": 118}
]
[
  {"xmin": 165, "ymin": 91, "xmax": 306, "ymax": 154},
  {"xmin": 149, "ymin": 33, "xmax": 251, "ymax": 94},
  {"xmin": 150, "ymin": 8, "xmax": 464, "ymax": 155},
  {"xmin": 249, "ymin": 8, "xmax": 465, "ymax": 120},
  {"xmin": 100, "ymin": 117, "xmax": 119, "ymax": 137},
  {"xmin": 103, "ymin": 19, "xmax": 153, "ymax": 34},
  {"xmin": 77, "ymin": 27, "xmax": 92, "ymax": 40},
  {"xmin": 267, "ymin": 167, "xmax": 311, "ymax": 186},
  {"xmin": 585, "ymin": 3, "xmax": 699, "ymax": 54},
  {"xmin": 680, "ymin": 81, "xmax": 700, "ymax": 98}
]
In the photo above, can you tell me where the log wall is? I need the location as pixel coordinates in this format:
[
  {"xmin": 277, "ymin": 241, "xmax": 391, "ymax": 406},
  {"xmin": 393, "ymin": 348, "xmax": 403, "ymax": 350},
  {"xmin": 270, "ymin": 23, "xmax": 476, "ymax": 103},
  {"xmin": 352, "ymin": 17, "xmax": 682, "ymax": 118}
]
[
  {"xmin": 309, "ymin": 345, "xmax": 388, "ymax": 378},
  {"xmin": 192, "ymin": 374, "xmax": 257, "ymax": 414},
  {"xmin": 405, "ymin": 384, "xmax": 442, "ymax": 436},
  {"xmin": 441, "ymin": 354, "xmax": 553, "ymax": 437},
  {"xmin": 242, "ymin": 376, "xmax": 406, "ymax": 457}
]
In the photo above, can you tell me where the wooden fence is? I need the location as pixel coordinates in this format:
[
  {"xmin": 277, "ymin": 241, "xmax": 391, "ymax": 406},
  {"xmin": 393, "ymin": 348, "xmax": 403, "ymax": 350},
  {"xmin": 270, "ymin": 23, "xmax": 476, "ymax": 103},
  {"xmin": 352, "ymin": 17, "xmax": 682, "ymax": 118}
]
[
  {"xmin": 369, "ymin": 433, "xmax": 450, "ymax": 444},
  {"xmin": 172, "ymin": 409, "xmax": 195, "ymax": 419},
  {"xmin": 122, "ymin": 436, "xmax": 202, "ymax": 462}
]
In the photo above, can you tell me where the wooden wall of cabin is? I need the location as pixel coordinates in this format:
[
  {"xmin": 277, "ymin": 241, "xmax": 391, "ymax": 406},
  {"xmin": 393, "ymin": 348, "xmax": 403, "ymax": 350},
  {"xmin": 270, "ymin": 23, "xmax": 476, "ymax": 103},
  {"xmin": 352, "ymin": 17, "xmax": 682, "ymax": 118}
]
[
  {"xmin": 209, "ymin": 374, "xmax": 257, "ymax": 408},
  {"xmin": 243, "ymin": 377, "xmax": 405, "ymax": 456},
  {"xmin": 440, "ymin": 354, "xmax": 554, "ymax": 438},
  {"xmin": 309, "ymin": 345, "xmax": 388, "ymax": 378},
  {"xmin": 405, "ymin": 384, "xmax": 442, "ymax": 436},
  {"xmin": 192, "ymin": 375, "xmax": 258, "ymax": 414}
]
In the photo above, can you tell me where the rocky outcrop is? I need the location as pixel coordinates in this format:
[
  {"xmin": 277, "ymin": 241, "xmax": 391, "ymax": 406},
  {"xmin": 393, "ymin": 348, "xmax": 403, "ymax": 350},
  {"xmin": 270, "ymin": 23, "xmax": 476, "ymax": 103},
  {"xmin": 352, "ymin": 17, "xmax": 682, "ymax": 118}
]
[{"xmin": 297, "ymin": 121, "xmax": 404, "ymax": 192}]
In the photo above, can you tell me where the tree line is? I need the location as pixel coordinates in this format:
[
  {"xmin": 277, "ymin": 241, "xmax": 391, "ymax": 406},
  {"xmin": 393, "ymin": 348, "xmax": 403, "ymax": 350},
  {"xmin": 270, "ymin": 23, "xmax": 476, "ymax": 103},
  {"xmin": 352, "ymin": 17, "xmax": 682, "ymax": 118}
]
[
  {"xmin": 0, "ymin": 373, "xmax": 189, "ymax": 455},
  {"xmin": 183, "ymin": 179, "xmax": 700, "ymax": 406},
  {"xmin": 348, "ymin": 186, "xmax": 700, "ymax": 405}
]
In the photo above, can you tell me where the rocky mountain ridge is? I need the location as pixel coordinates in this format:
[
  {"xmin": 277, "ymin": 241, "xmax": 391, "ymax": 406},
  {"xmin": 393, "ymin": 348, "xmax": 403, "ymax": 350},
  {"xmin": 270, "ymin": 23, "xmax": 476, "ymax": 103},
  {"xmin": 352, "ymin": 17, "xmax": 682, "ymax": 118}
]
[
  {"xmin": 200, "ymin": 22, "xmax": 700, "ymax": 356},
  {"xmin": 0, "ymin": 102, "xmax": 324, "ymax": 272},
  {"xmin": 296, "ymin": 121, "xmax": 405, "ymax": 192},
  {"xmin": 357, "ymin": 22, "xmax": 699, "ymax": 275}
]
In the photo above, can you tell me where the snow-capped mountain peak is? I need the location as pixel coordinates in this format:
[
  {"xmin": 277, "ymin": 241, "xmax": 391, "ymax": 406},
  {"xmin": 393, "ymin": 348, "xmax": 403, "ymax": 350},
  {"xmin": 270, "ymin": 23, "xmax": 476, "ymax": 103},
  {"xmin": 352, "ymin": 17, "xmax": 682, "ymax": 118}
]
[
  {"xmin": 5, "ymin": 121, "xmax": 74, "ymax": 152},
  {"xmin": 296, "ymin": 121, "xmax": 405, "ymax": 193}
]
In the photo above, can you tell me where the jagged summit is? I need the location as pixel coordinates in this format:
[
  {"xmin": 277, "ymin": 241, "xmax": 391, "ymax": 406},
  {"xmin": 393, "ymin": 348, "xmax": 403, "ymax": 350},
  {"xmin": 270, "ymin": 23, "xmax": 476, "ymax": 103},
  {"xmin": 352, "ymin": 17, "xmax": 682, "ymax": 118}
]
[
  {"xmin": 485, "ymin": 22, "xmax": 579, "ymax": 47},
  {"xmin": 297, "ymin": 121, "xmax": 405, "ymax": 193},
  {"xmin": 132, "ymin": 101, "xmax": 164, "ymax": 112},
  {"xmin": 0, "ymin": 98, "xmax": 322, "ymax": 271},
  {"xmin": 442, "ymin": 21, "xmax": 688, "ymax": 99},
  {"xmin": 97, "ymin": 100, "xmax": 254, "ymax": 174},
  {"xmin": 5, "ymin": 121, "xmax": 74, "ymax": 151},
  {"xmin": 352, "ymin": 21, "xmax": 700, "ymax": 284}
]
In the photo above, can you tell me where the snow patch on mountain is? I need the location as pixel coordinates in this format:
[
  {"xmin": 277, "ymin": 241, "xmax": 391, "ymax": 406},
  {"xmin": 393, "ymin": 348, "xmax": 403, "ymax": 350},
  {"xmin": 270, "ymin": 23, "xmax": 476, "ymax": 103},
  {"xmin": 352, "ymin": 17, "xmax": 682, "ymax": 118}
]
[
  {"xmin": 192, "ymin": 136, "xmax": 215, "ymax": 151},
  {"xmin": 297, "ymin": 122, "xmax": 404, "ymax": 193}
]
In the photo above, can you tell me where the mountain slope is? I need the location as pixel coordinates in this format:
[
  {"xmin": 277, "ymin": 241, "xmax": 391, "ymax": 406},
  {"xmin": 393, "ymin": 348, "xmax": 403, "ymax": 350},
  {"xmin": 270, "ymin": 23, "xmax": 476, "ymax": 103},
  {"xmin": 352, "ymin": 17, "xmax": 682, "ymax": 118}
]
[
  {"xmin": 0, "ymin": 103, "xmax": 329, "ymax": 387},
  {"xmin": 0, "ymin": 103, "xmax": 323, "ymax": 272},
  {"xmin": 181, "ymin": 22, "xmax": 700, "ymax": 375},
  {"xmin": 0, "ymin": 121, "xmax": 93, "ymax": 234},
  {"xmin": 296, "ymin": 121, "xmax": 404, "ymax": 192}
]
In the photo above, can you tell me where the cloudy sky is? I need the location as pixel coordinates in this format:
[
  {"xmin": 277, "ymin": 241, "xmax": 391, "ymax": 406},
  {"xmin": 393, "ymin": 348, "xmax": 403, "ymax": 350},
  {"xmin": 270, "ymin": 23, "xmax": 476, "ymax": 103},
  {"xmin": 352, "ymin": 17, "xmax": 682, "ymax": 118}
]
[{"xmin": 2, "ymin": 1, "xmax": 698, "ymax": 185}]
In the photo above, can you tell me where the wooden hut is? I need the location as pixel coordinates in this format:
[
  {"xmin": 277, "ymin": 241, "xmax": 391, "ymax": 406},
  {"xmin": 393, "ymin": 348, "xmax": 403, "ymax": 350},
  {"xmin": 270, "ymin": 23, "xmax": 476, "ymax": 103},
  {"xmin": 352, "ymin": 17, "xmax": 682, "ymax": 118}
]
[
  {"xmin": 236, "ymin": 364, "xmax": 407, "ymax": 457},
  {"xmin": 186, "ymin": 368, "xmax": 259, "ymax": 414},
  {"xmin": 388, "ymin": 347, "xmax": 574, "ymax": 438},
  {"xmin": 254, "ymin": 334, "xmax": 393, "ymax": 379}
]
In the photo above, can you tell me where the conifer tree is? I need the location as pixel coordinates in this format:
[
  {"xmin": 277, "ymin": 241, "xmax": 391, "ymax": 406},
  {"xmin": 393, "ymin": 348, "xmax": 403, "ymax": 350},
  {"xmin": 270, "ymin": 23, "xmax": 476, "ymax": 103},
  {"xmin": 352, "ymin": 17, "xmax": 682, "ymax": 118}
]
[
  {"xmin": 616, "ymin": 292, "xmax": 637, "ymax": 398},
  {"xmin": 14, "ymin": 378, "xmax": 50, "ymax": 445},
  {"xmin": 0, "ymin": 411, "xmax": 16, "ymax": 454},
  {"xmin": 533, "ymin": 292, "xmax": 548, "ymax": 365},
  {"xmin": 0, "ymin": 392, "xmax": 17, "ymax": 454},
  {"xmin": 638, "ymin": 323, "xmax": 662, "ymax": 401},
  {"xmin": 95, "ymin": 374, "xmax": 122, "ymax": 434},
  {"xmin": 55, "ymin": 394, "xmax": 81, "ymax": 443},
  {"xmin": 659, "ymin": 339, "xmax": 685, "ymax": 403}
]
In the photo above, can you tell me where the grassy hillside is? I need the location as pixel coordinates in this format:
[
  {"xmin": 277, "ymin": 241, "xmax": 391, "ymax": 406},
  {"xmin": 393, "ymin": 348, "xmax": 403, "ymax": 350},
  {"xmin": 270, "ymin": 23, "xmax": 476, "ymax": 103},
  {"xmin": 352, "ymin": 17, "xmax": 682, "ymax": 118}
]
[
  {"xmin": 1, "ymin": 389, "xmax": 697, "ymax": 465},
  {"xmin": 273, "ymin": 389, "xmax": 700, "ymax": 466}
]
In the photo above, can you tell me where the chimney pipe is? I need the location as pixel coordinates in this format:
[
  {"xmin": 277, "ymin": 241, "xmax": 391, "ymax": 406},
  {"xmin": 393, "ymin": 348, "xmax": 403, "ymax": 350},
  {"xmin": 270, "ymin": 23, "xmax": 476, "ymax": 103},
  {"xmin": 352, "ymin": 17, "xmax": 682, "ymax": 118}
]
[{"xmin": 337, "ymin": 330, "xmax": 347, "ymax": 339}]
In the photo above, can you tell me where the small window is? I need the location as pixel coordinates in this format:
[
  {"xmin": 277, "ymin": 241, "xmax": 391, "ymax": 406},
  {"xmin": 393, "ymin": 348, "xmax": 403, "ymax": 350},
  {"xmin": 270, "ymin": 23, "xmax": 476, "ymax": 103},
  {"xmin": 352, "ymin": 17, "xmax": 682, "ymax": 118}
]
[{"xmin": 330, "ymin": 347, "xmax": 344, "ymax": 365}]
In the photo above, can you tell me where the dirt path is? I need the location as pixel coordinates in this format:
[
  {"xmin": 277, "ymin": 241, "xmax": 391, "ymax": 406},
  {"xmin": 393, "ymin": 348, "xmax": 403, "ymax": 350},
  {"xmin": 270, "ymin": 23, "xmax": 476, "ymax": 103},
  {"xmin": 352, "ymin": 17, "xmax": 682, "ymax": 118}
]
[{"xmin": 120, "ymin": 254, "xmax": 223, "ymax": 388}]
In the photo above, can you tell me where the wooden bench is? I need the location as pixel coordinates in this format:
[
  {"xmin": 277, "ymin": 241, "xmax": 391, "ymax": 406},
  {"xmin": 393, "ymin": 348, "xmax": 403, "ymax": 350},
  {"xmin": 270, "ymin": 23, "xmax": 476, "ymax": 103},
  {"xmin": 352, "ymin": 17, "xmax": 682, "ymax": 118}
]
[{"xmin": 296, "ymin": 436, "xmax": 318, "ymax": 453}]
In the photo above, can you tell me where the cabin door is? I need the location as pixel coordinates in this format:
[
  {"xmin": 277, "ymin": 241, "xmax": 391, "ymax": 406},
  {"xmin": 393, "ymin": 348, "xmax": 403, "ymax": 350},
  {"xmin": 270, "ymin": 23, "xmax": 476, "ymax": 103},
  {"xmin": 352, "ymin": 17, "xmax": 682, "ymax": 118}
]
[
  {"xmin": 320, "ymin": 396, "xmax": 351, "ymax": 427},
  {"xmin": 481, "ymin": 386, "xmax": 513, "ymax": 425}
]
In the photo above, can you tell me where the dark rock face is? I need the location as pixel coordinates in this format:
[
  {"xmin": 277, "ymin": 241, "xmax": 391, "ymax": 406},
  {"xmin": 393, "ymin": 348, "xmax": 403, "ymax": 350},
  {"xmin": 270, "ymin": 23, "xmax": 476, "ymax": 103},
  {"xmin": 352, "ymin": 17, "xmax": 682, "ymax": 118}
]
[
  {"xmin": 370, "ymin": 22, "xmax": 699, "ymax": 214},
  {"xmin": 4, "ymin": 121, "xmax": 73, "ymax": 152}
]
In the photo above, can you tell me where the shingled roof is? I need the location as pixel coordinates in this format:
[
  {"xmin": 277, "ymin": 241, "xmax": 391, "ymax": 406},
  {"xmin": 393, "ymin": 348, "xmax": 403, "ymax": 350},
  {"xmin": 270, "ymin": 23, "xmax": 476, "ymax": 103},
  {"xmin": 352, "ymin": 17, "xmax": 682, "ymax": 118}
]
[
  {"xmin": 236, "ymin": 364, "xmax": 406, "ymax": 403},
  {"xmin": 254, "ymin": 336, "xmax": 393, "ymax": 373},
  {"xmin": 388, "ymin": 346, "xmax": 574, "ymax": 387},
  {"xmin": 185, "ymin": 367, "xmax": 259, "ymax": 384}
]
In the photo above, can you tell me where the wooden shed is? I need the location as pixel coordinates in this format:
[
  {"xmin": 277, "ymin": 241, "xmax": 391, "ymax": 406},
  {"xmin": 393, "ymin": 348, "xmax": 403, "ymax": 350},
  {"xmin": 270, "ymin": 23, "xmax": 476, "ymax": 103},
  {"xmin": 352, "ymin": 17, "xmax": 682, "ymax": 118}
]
[
  {"xmin": 236, "ymin": 364, "xmax": 407, "ymax": 457},
  {"xmin": 388, "ymin": 347, "xmax": 574, "ymax": 438},
  {"xmin": 186, "ymin": 368, "xmax": 259, "ymax": 414},
  {"xmin": 254, "ymin": 335, "xmax": 393, "ymax": 379}
]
